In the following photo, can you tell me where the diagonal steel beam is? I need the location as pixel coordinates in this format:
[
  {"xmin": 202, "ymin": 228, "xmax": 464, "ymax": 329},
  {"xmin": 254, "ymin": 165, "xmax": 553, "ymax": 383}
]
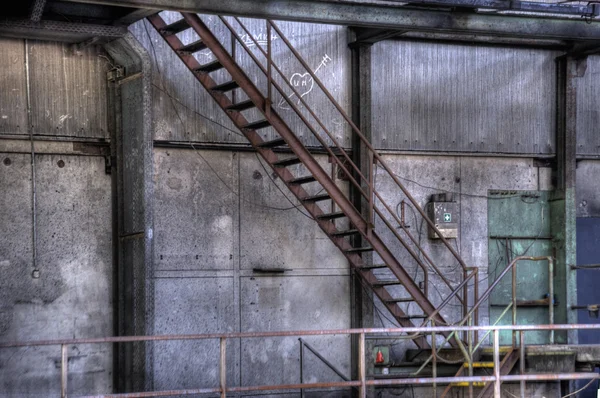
[{"xmin": 59, "ymin": 0, "xmax": 600, "ymax": 41}]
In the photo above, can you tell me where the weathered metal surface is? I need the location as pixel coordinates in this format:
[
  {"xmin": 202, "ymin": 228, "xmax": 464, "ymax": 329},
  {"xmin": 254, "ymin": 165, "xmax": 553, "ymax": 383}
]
[
  {"xmin": 371, "ymin": 40, "xmax": 559, "ymax": 154},
  {"xmin": 576, "ymin": 55, "xmax": 600, "ymax": 156},
  {"xmin": 0, "ymin": 38, "xmax": 27, "ymax": 135},
  {"xmin": 27, "ymin": 41, "xmax": 110, "ymax": 139},
  {"xmin": 576, "ymin": 161, "xmax": 600, "ymax": 217},
  {"xmin": 60, "ymin": 0, "xmax": 600, "ymax": 41}
]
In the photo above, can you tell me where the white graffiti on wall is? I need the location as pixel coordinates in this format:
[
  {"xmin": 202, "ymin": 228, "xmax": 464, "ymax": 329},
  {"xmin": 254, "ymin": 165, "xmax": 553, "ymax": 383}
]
[
  {"xmin": 278, "ymin": 54, "xmax": 332, "ymax": 110},
  {"xmin": 239, "ymin": 32, "xmax": 279, "ymax": 47}
]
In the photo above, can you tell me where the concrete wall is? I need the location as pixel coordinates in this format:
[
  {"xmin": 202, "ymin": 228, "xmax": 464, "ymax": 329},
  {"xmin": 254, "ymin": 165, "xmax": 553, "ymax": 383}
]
[{"xmin": 0, "ymin": 38, "xmax": 113, "ymax": 396}]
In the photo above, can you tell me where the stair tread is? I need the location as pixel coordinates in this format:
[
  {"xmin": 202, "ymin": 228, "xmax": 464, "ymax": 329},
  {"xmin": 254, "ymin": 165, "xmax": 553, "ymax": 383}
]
[
  {"xmin": 289, "ymin": 176, "xmax": 316, "ymax": 185},
  {"xmin": 345, "ymin": 246, "xmax": 373, "ymax": 253},
  {"xmin": 212, "ymin": 80, "xmax": 239, "ymax": 92},
  {"xmin": 194, "ymin": 60, "xmax": 223, "ymax": 73},
  {"xmin": 302, "ymin": 193, "xmax": 330, "ymax": 202},
  {"xmin": 160, "ymin": 19, "xmax": 190, "ymax": 35},
  {"xmin": 258, "ymin": 137, "xmax": 286, "ymax": 148},
  {"xmin": 273, "ymin": 157, "xmax": 302, "ymax": 167},
  {"xmin": 385, "ymin": 298, "xmax": 415, "ymax": 303},
  {"xmin": 331, "ymin": 229, "xmax": 359, "ymax": 236},
  {"xmin": 178, "ymin": 39, "xmax": 207, "ymax": 53},
  {"xmin": 243, "ymin": 120, "xmax": 271, "ymax": 130},
  {"xmin": 373, "ymin": 280, "xmax": 402, "ymax": 286},
  {"xmin": 316, "ymin": 212, "xmax": 346, "ymax": 220},
  {"xmin": 226, "ymin": 100, "xmax": 255, "ymax": 112}
]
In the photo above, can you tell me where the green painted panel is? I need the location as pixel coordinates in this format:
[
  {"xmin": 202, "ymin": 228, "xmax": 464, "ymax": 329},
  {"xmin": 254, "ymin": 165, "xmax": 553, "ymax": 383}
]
[{"xmin": 488, "ymin": 191, "xmax": 554, "ymax": 345}]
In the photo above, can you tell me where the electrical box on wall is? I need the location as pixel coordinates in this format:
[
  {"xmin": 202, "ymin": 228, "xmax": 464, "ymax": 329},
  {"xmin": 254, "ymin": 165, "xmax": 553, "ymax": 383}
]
[{"xmin": 426, "ymin": 193, "xmax": 458, "ymax": 239}]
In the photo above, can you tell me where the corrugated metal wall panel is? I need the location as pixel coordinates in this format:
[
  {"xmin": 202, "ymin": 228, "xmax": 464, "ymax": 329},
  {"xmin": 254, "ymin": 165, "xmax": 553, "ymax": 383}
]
[
  {"xmin": 28, "ymin": 41, "xmax": 109, "ymax": 139},
  {"xmin": 131, "ymin": 14, "xmax": 351, "ymax": 147},
  {"xmin": 576, "ymin": 55, "xmax": 600, "ymax": 156},
  {"xmin": 0, "ymin": 38, "xmax": 27, "ymax": 135},
  {"xmin": 371, "ymin": 41, "xmax": 559, "ymax": 154}
]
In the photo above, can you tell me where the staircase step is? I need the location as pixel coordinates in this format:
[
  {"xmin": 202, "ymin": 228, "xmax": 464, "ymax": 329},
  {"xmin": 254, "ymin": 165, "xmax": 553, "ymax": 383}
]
[
  {"xmin": 226, "ymin": 100, "xmax": 255, "ymax": 112},
  {"xmin": 331, "ymin": 229, "xmax": 360, "ymax": 237},
  {"xmin": 302, "ymin": 194, "xmax": 330, "ymax": 203},
  {"xmin": 243, "ymin": 120, "xmax": 271, "ymax": 130},
  {"xmin": 345, "ymin": 247, "xmax": 373, "ymax": 253},
  {"xmin": 160, "ymin": 19, "xmax": 190, "ymax": 36},
  {"xmin": 273, "ymin": 157, "xmax": 302, "ymax": 167},
  {"xmin": 177, "ymin": 39, "xmax": 207, "ymax": 54},
  {"xmin": 359, "ymin": 263, "xmax": 388, "ymax": 270},
  {"xmin": 289, "ymin": 176, "xmax": 316, "ymax": 185},
  {"xmin": 450, "ymin": 382, "xmax": 486, "ymax": 388},
  {"xmin": 385, "ymin": 298, "xmax": 415, "ymax": 303},
  {"xmin": 212, "ymin": 80, "xmax": 239, "ymax": 92},
  {"xmin": 463, "ymin": 362, "xmax": 494, "ymax": 368},
  {"xmin": 194, "ymin": 60, "xmax": 223, "ymax": 73},
  {"xmin": 317, "ymin": 212, "xmax": 346, "ymax": 220},
  {"xmin": 373, "ymin": 280, "xmax": 402, "ymax": 287},
  {"xmin": 258, "ymin": 137, "xmax": 286, "ymax": 148}
]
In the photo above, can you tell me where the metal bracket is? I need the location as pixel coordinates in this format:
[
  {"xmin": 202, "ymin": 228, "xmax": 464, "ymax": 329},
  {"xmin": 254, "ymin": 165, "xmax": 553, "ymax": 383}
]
[{"xmin": 107, "ymin": 66, "xmax": 125, "ymax": 82}]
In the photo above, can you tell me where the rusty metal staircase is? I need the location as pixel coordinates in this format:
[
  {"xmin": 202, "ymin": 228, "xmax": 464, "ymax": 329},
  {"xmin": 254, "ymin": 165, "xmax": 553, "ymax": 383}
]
[{"xmin": 147, "ymin": 12, "xmax": 478, "ymax": 349}]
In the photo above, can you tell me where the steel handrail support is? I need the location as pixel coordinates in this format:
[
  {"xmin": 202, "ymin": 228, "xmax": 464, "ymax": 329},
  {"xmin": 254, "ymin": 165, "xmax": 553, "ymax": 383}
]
[
  {"xmin": 224, "ymin": 16, "xmax": 463, "ymax": 307},
  {"xmin": 5, "ymin": 325, "xmax": 600, "ymax": 398},
  {"xmin": 298, "ymin": 337, "xmax": 352, "ymax": 398},
  {"xmin": 268, "ymin": 20, "xmax": 468, "ymax": 273}
]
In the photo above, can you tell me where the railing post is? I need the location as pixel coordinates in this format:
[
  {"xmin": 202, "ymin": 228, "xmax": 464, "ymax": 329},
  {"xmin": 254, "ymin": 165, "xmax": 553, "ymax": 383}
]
[
  {"xmin": 548, "ymin": 257, "xmax": 555, "ymax": 344},
  {"xmin": 512, "ymin": 260, "xmax": 517, "ymax": 348},
  {"xmin": 367, "ymin": 154, "xmax": 375, "ymax": 238},
  {"xmin": 520, "ymin": 331, "xmax": 526, "ymax": 398},
  {"xmin": 493, "ymin": 329, "xmax": 501, "ymax": 398},
  {"xmin": 432, "ymin": 321, "xmax": 437, "ymax": 398},
  {"xmin": 61, "ymin": 344, "xmax": 67, "ymax": 398},
  {"xmin": 220, "ymin": 337, "xmax": 227, "ymax": 398},
  {"xmin": 358, "ymin": 332, "xmax": 366, "ymax": 398},
  {"xmin": 299, "ymin": 339, "xmax": 304, "ymax": 398},
  {"xmin": 468, "ymin": 316, "xmax": 474, "ymax": 398}
]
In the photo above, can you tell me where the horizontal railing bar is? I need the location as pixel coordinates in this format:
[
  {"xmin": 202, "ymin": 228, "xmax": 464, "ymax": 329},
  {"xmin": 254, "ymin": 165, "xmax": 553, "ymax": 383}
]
[
  {"xmin": 2, "ymin": 324, "xmax": 600, "ymax": 348},
  {"xmin": 76, "ymin": 373, "xmax": 600, "ymax": 398}
]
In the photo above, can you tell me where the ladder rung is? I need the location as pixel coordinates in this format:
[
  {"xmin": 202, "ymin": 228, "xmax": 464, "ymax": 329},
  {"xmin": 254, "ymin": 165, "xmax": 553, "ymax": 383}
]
[
  {"xmin": 243, "ymin": 120, "xmax": 271, "ymax": 130},
  {"xmin": 317, "ymin": 212, "xmax": 346, "ymax": 220},
  {"xmin": 212, "ymin": 80, "xmax": 239, "ymax": 92},
  {"xmin": 385, "ymin": 298, "xmax": 415, "ymax": 303},
  {"xmin": 226, "ymin": 100, "xmax": 255, "ymax": 112},
  {"xmin": 302, "ymin": 194, "xmax": 330, "ymax": 203},
  {"xmin": 273, "ymin": 157, "xmax": 302, "ymax": 167},
  {"xmin": 194, "ymin": 60, "xmax": 223, "ymax": 73},
  {"xmin": 258, "ymin": 137, "xmax": 286, "ymax": 148},
  {"xmin": 289, "ymin": 176, "xmax": 316, "ymax": 185},
  {"xmin": 177, "ymin": 39, "xmax": 207, "ymax": 54},
  {"xmin": 331, "ymin": 229, "xmax": 359, "ymax": 237},
  {"xmin": 160, "ymin": 19, "xmax": 190, "ymax": 36},
  {"xmin": 345, "ymin": 247, "xmax": 373, "ymax": 253},
  {"xmin": 373, "ymin": 280, "xmax": 402, "ymax": 287}
]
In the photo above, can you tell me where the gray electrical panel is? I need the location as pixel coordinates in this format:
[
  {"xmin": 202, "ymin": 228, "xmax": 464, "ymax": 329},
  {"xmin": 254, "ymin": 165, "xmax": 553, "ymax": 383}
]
[{"xmin": 426, "ymin": 193, "xmax": 458, "ymax": 239}]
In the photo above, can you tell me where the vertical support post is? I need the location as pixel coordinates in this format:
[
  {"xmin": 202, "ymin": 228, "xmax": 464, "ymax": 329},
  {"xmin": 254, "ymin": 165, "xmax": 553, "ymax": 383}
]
[
  {"xmin": 474, "ymin": 269, "xmax": 479, "ymax": 345},
  {"xmin": 350, "ymin": 37, "xmax": 374, "ymax": 397},
  {"xmin": 432, "ymin": 321, "xmax": 437, "ymax": 398},
  {"xmin": 493, "ymin": 330, "xmax": 501, "ymax": 398},
  {"xmin": 554, "ymin": 55, "xmax": 585, "ymax": 345},
  {"xmin": 520, "ymin": 331, "xmax": 526, "ymax": 398},
  {"xmin": 220, "ymin": 337, "xmax": 227, "ymax": 398},
  {"xmin": 299, "ymin": 339, "xmax": 304, "ymax": 398},
  {"xmin": 61, "ymin": 344, "xmax": 68, "ymax": 398},
  {"xmin": 358, "ymin": 333, "xmax": 366, "ymax": 398},
  {"xmin": 468, "ymin": 316, "xmax": 474, "ymax": 398},
  {"xmin": 512, "ymin": 261, "xmax": 517, "ymax": 348},
  {"xmin": 548, "ymin": 257, "xmax": 554, "ymax": 344}
]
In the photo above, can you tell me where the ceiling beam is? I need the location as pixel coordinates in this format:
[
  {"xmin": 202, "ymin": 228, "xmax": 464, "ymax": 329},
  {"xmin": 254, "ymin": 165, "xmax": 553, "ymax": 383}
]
[
  {"xmin": 56, "ymin": 0, "xmax": 600, "ymax": 41},
  {"xmin": 0, "ymin": 18, "xmax": 127, "ymax": 42}
]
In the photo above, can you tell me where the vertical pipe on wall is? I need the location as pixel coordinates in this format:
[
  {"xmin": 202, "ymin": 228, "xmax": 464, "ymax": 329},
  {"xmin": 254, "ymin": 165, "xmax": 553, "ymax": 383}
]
[{"xmin": 24, "ymin": 39, "xmax": 39, "ymax": 278}]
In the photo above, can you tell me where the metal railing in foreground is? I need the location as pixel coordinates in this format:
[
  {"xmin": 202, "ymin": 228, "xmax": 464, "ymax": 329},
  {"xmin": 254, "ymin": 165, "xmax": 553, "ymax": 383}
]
[{"xmin": 1, "ymin": 324, "xmax": 599, "ymax": 398}]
